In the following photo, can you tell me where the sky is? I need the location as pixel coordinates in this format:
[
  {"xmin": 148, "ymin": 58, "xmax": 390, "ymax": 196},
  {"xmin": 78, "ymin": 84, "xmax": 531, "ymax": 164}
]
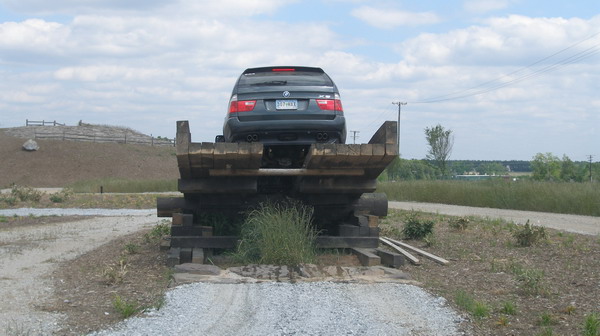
[{"xmin": 0, "ymin": 0, "xmax": 598, "ymax": 161}]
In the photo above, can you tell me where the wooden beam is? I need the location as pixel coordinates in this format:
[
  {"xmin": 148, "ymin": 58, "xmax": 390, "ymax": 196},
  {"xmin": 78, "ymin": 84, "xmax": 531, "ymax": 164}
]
[
  {"xmin": 351, "ymin": 248, "xmax": 381, "ymax": 266},
  {"xmin": 208, "ymin": 168, "xmax": 365, "ymax": 176},
  {"xmin": 383, "ymin": 237, "xmax": 449, "ymax": 265},
  {"xmin": 178, "ymin": 177, "xmax": 257, "ymax": 193},
  {"xmin": 170, "ymin": 236, "xmax": 238, "ymax": 249},
  {"xmin": 375, "ymin": 248, "xmax": 404, "ymax": 268},
  {"xmin": 379, "ymin": 237, "xmax": 420, "ymax": 265},
  {"xmin": 315, "ymin": 236, "xmax": 378, "ymax": 248}
]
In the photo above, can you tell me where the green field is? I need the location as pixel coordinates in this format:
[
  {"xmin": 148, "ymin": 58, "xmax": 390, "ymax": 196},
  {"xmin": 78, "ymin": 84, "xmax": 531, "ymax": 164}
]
[{"xmin": 377, "ymin": 180, "xmax": 600, "ymax": 217}]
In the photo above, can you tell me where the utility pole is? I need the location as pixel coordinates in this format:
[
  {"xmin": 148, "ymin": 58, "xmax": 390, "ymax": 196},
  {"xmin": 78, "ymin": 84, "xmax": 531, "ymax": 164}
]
[
  {"xmin": 588, "ymin": 155, "xmax": 594, "ymax": 182},
  {"xmin": 392, "ymin": 102, "xmax": 407, "ymax": 155},
  {"xmin": 350, "ymin": 130, "xmax": 360, "ymax": 144}
]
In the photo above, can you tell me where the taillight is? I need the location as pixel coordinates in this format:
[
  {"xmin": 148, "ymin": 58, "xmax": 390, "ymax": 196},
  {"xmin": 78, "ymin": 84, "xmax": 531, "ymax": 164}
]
[
  {"xmin": 272, "ymin": 68, "xmax": 295, "ymax": 72},
  {"xmin": 316, "ymin": 99, "xmax": 343, "ymax": 112},
  {"xmin": 229, "ymin": 100, "xmax": 256, "ymax": 113}
]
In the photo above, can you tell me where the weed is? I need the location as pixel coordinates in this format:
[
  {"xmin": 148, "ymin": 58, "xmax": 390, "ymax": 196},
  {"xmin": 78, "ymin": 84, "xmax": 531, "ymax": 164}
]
[
  {"xmin": 233, "ymin": 201, "xmax": 317, "ymax": 266},
  {"xmin": 454, "ymin": 290, "xmax": 475, "ymax": 311},
  {"xmin": 449, "ymin": 216, "xmax": 470, "ymax": 230},
  {"xmin": 515, "ymin": 268, "xmax": 546, "ymax": 296},
  {"xmin": 513, "ymin": 220, "xmax": 547, "ymax": 247},
  {"xmin": 539, "ymin": 312, "xmax": 557, "ymax": 326},
  {"xmin": 583, "ymin": 313, "xmax": 600, "ymax": 336},
  {"xmin": 102, "ymin": 258, "xmax": 128, "ymax": 285},
  {"xmin": 402, "ymin": 212, "xmax": 434, "ymax": 240},
  {"xmin": 501, "ymin": 301, "xmax": 517, "ymax": 315},
  {"xmin": 144, "ymin": 221, "xmax": 171, "ymax": 243},
  {"xmin": 49, "ymin": 188, "xmax": 73, "ymax": 203},
  {"xmin": 112, "ymin": 295, "xmax": 141, "ymax": 318},
  {"xmin": 124, "ymin": 242, "xmax": 140, "ymax": 254},
  {"xmin": 495, "ymin": 315, "xmax": 509, "ymax": 327},
  {"xmin": 1, "ymin": 195, "xmax": 17, "ymax": 206},
  {"xmin": 0, "ymin": 215, "xmax": 7, "ymax": 223},
  {"xmin": 563, "ymin": 305, "xmax": 576, "ymax": 315},
  {"xmin": 537, "ymin": 327, "xmax": 554, "ymax": 336},
  {"xmin": 472, "ymin": 301, "xmax": 490, "ymax": 319},
  {"xmin": 423, "ymin": 232, "xmax": 437, "ymax": 247}
]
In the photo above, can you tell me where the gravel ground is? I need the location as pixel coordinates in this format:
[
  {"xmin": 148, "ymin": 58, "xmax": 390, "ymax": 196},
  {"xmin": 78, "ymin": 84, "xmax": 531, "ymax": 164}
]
[
  {"xmin": 91, "ymin": 282, "xmax": 466, "ymax": 336},
  {"xmin": 389, "ymin": 201, "xmax": 600, "ymax": 235},
  {"xmin": 0, "ymin": 208, "xmax": 156, "ymax": 217}
]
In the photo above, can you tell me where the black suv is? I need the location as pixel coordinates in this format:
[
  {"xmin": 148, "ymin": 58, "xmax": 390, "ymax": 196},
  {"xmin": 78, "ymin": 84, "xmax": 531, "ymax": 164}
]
[{"xmin": 223, "ymin": 66, "xmax": 346, "ymax": 145}]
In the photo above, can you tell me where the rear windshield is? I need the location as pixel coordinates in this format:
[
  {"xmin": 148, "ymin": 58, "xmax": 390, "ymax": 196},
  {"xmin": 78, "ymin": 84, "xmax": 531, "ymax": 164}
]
[{"xmin": 237, "ymin": 71, "xmax": 333, "ymax": 87}]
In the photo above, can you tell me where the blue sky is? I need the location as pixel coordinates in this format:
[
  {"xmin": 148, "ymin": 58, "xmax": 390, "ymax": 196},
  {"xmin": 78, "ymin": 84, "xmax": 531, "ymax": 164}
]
[{"xmin": 1, "ymin": 0, "xmax": 599, "ymax": 160}]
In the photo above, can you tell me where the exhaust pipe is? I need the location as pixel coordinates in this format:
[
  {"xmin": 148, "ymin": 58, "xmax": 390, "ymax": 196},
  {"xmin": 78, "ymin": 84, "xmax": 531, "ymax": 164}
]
[
  {"xmin": 316, "ymin": 133, "xmax": 329, "ymax": 141},
  {"xmin": 246, "ymin": 134, "xmax": 259, "ymax": 142}
]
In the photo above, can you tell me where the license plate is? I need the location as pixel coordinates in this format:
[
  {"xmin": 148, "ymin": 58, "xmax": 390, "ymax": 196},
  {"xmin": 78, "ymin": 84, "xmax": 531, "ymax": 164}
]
[{"xmin": 276, "ymin": 99, "xmax": 298, "ymax": 110}]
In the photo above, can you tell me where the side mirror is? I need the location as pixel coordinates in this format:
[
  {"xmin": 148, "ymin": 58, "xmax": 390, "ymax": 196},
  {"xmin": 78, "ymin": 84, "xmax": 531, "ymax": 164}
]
[{"xmin": 215, "ymin": 135, "xmax": 225, "ymax": 142}]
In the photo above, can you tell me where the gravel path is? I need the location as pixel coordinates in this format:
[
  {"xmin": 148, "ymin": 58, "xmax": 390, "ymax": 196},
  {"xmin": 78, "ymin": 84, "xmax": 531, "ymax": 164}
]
[
  {"xmin": 389, "ymin": 201, "xmax": 600, "ymax": 236},
  {"xmin": 0, "ymin": 213, "xmax": 158, "ymax": 335},
  {"xmin": 91, "ymin": 282, "xmax": 466, "ymax": 336}
]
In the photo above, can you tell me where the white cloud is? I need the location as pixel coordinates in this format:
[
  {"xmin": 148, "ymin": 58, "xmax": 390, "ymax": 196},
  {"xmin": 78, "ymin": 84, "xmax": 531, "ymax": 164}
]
[
  {"xmin": 463, "ymin": 0, "xmax": 513, "ymax": 14},
  {"xmin": 351, "ymin": 5, "xmax": 440, "ymax": 29}
]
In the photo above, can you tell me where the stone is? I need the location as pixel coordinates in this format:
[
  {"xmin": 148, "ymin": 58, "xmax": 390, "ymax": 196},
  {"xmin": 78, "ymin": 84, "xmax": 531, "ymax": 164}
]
[
  {"xmin": 22, "ymin": 139, "xmax": 39, "ymax": 151},
  {"xmin": 174, "ymin": 263, "xmax": 221, "ymax": 275}
]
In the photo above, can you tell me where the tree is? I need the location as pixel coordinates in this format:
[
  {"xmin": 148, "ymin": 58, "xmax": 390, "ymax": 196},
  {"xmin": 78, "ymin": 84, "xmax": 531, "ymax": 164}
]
[
  {"xmin": 424, "ymin": 124, "xmax": 454, "ymax": 178},
  {"xmin": 531, "ymin": 153, "xmax": 561, "ymax": 181}
]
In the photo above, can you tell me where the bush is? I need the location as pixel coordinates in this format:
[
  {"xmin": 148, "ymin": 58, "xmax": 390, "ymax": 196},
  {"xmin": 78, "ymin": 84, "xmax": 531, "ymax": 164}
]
[
  {"xmin": 112, "ymin": 295, "xmax": 141, "ymax": 318},
  {"xmin": 513, "ymin": 220, "xmax": 547, "ymax": 247},
  {"xmin": 10, "ymin": 185, "xmax": 43, "ymax": 202},
  {"xmin": 402, "ymin": 212, "xmax": 434, "ymax": 240},
  {"xmin": 449, "ymin": 216, "xmax": 470, "ymax": 230},
  {"xmin": 234, "ymin": 201, "xmax": 317, "ymax": 266},
  {"xmin": 49, "ymin": 188, "xmax": 73, "ymax": 203}
]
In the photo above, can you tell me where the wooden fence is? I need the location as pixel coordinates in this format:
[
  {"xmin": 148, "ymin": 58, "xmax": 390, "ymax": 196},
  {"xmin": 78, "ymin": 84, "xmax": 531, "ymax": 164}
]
[
  {"xmin": 32, "ymin": 131, "xmax": 176, "ymax": 147},
  {"xmin": 26, "ymin": 119, "xmax": 66, "ymax": 126}
]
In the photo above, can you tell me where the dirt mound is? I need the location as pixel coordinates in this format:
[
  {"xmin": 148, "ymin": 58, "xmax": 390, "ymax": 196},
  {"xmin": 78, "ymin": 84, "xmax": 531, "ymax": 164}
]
[{"xmin": 0, "ymin": 129, "xmax": 178, "ymax": 188}]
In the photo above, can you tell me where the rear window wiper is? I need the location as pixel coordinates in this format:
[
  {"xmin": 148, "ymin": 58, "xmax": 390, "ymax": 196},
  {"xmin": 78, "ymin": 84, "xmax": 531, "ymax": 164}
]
[{"xmin": 250, "ymin": 80, "xmax": 288, "ymax": 86}]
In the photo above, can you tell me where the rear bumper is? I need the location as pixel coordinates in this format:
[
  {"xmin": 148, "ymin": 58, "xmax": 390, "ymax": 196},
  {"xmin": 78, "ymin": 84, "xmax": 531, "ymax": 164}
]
[{"xmin": 224, "ymin": 116, "xmax": 347, "ymax": 145}]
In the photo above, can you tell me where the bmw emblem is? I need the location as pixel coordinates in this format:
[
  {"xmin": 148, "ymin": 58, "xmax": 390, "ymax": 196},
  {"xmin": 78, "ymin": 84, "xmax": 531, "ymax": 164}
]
[{"xmin": 282, "ymin": 91, "xmax": 290, "ymax": 98}]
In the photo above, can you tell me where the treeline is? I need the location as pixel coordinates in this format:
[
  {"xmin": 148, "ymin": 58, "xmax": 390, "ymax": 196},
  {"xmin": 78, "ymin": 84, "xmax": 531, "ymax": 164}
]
[{"xmin": 382, "ymin": 154, "xmax": 598, "ymax": 182}]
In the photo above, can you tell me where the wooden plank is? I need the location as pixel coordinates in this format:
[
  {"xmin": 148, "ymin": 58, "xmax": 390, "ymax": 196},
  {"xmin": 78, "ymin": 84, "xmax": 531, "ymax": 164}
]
[
  {"xmin": 172, "ymin": 213, "xmax": 193, "ymax": 226},
  {"xmin": 170, "ymin": 236, "xmax": 238, "ymax": 249},
  {"xmin": 368, "ymin": 121, "xmax": 397, "ymax": 145},
  {"xmin": 379, "ymin": 237, "xmax": 420, "ymax": 265},
  {"xmin": 298, "ymin": 176, "xmax": 377, "ymax": 194},
  {"xmin": 167, "ymin": 247, "xmax": 181, "ymax": 267},
  {"xmin": 375, "ymin": 248, "xmax": 405, "ymax": 268},
  {"xmin": 318, "ymin": 144, "xmax": 338, "ymax": 167},
  {"xmin": 208, "ymin": 168, "xmax": 365, "ymax": 176},
  {"xmin": 157, "ymin": 197, "xmax": 191, "ymax": 217},
  {"xmin": 351, "ymin": 248, "xmax": 381, "ymax": 266},
  {"xmin": 338, "ymin": 224, "xmax": 359, "ymax": 237},
  {"xmin": 249, "ymin": 142, "xmax": 263, "ymax": 169},
  {"xmin": 383, "ymin": 237, "xmax": 449, "ymax": 265},
  {"xmin": 315, "ymin": 236, "xmax": 378, "ymax": 248},
  {"xmin": 366, "ymin": 144, "xmax": 385, "ymax": 165}
]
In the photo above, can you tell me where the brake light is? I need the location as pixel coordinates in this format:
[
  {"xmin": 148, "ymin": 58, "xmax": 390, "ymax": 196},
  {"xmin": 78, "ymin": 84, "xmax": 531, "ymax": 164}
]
[
  {"xmin": 229, "ymin": 100, "xmax": 256, "ymax": 113},
  {"xmin": 272, "ymin": 68, "xmax": 295, "ymax": 72},
  {"xmin": 316, "ymin": 99, "xmax": 343, "ymax": 112}
]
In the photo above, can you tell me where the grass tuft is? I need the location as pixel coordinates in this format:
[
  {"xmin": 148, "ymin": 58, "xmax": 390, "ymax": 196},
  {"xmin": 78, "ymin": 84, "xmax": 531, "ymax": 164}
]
[
  {"xmin": 112, "ymin": 295, "xmax": 142, "ymax": 318},
  {"xmin": 583, "ymin": 313, "xmax": 600, "ymax": 336},
  {"xmin": 402, "ymin": 212, "xmax": 434, "ymax": 240},
  {"xmin": 233, "ymin": 201, "xmax": 317, "ymax": 266}
]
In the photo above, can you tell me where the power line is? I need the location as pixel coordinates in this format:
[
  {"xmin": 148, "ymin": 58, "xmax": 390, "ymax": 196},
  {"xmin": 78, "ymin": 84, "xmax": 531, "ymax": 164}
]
[{"xmin": 411, "ymin": 32, "xmax": 600, "ymax": 104}]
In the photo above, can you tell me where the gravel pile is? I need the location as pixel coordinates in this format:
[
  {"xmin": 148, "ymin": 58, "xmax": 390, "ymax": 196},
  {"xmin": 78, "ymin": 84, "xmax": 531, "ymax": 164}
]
[{"xmin": 91, "ymin": 282, "xmax": 467, "ymax": 336}]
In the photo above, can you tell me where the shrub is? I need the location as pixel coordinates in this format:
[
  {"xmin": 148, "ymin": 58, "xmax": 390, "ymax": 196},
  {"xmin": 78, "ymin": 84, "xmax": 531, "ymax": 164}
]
[
  {"xmin": 124, "ymin": 243, "xmax": 140, "ymax": 254},
  {"xmin": 10, "ymin": 185, "xmax": 43, "ymax": 202},
  {"xmin": 515, "ymin": 268, "xmax": 546, "ymax": 295},
  {"xmin": 501, "ymin": 301, "xmax": 517, "ymax": 315},
  {"xmin": 402, "ymin": 212, "xmax": 434, "ymax": 240},
  {"xmin": 49, "ymin": 188, "xmax": 73, "ymax": 203},
  {"xmin": 513, "ymin": 220, "xmax": 547, "ymax": 247},
  {"xmin": 144, "ymin": 221, "xmax": 171, "ymax": 244},
  {"xmin": 234, "ymin": 201, "xmax": 317, "ymax": 266},
  {"xmin": 1, "ymin": 195, "xmax": 18, "ymax": 206}
]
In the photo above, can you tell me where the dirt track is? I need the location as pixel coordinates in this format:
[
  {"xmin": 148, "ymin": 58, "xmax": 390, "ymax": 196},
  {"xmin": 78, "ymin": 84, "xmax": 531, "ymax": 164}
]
[{"xmin": 389, "ymin": 201, "xmax": 600, "ymax": 235}]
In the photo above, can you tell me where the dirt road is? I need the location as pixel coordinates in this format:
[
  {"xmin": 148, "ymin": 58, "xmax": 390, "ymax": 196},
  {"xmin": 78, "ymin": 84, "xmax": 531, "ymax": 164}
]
[
  {"xmin": 0, "ymin": 214, "xmax": 158, "ymax": 335},
  {"xmin": 389, "ymin": 201, "xmax": 600, "ymax": 235}
]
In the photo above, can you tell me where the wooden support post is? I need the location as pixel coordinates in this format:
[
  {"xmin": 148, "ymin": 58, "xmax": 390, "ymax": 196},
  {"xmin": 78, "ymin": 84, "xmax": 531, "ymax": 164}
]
[
  {"xmin": 167, "ymin": 247, "xmax": 181, "ymax": 267},
  {"xmin": 351, "ymin": 248, "xmax": 381, "ymax": 266},
  {"xmin": 192, "ymin": 248, "xmax": 205, "ymax": 264}
]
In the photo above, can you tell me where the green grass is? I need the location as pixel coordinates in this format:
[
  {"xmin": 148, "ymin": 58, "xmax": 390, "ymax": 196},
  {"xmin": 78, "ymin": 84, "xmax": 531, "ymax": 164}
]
[
  {"xmin": 112, "ymin": 295, "xmax": 142, "ymax": 318},
  {"xmin": 583, "ymin": 313, "xmax": 600, "ymax": 336},
  {"xmin": 454, "ymin": 290, "xmax": 490, "ymax": 319},
  {"xmin": 233, "ymin": 201, "xmax": 318, "ymax": 266},
  {"xmin": 68, "ymin": 178, "xmax": 177, "ymax": 193},
  {"xmin": 501, "ymin": 301, "xmax": 517, "ymax": 315},
  {"xmin": 378, "ymin": 180, "xmax": 600, "ymax": 216}
]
